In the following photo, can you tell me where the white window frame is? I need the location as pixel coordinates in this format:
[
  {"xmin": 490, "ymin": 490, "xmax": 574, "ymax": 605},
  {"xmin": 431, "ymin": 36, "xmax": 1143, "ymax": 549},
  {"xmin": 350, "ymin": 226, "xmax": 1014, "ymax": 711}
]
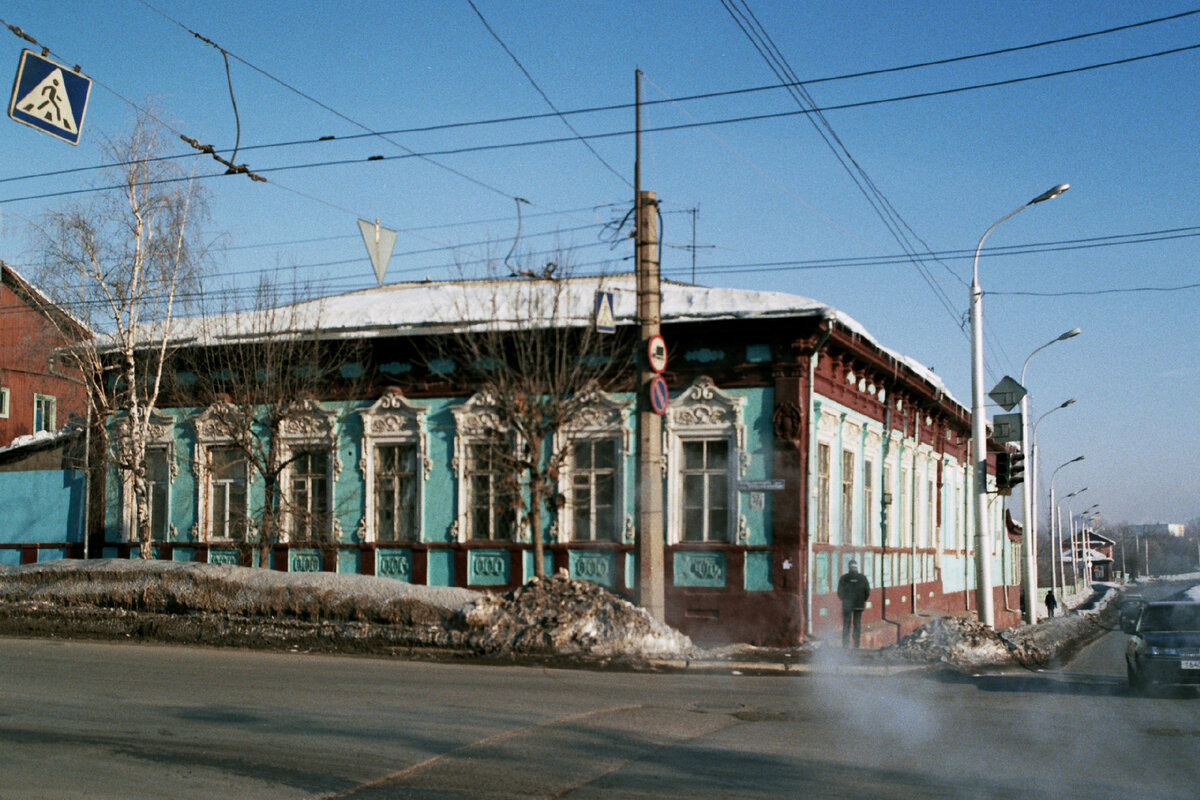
[
  {"xmin": 33, "ymin": 393, "xmax": 55, "ymax": 432},
  {"xmin": 358, "ymin": 389, "xmax": 429, "ymax": 543},
  {"xmin": 553, "ymin": 384, "xmax": 631, "ymax": 543},
  {"xmin": 664, "ymin": 376, "xmax": 748, "ymax": 545},
  {"xmin": 815, "ymin": 442, "xmax": 831, "ymax": 544},
  {"xmin": 840, "ymin": 448, "xmax": 855, "ymax": 544},
  {"xmin": 117, "ymin": 412, "xmax": 176, "ymax": 542},
  {"xmin": 863, "ymin": 457, "xmax": 875, "ymax": 547},
  {"xmin": 452, "ymin": 390, "xmax": 521, "ymax": 542},
  {"xmin": 277, "ymin": 398, "xmax": 340, "ymax": 543},
  {"xmin": 193, "ymin": 403, "xmax": 251, "ymax": 542},
  {"xmin": 206, "ymin": 445, "xmax": 249, "ymax": 542},
  {"xmin": 0, "ymin": 387, "xmax": 9, "ymax": 418}
]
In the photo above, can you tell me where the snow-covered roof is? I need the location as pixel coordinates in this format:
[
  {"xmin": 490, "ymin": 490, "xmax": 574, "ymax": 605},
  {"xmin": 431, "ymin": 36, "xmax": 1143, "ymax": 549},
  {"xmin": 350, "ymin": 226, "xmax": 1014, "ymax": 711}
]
[
  {"xmin": 0, "ymin": 425, "xmax": 80, "ymax": 459},
  {"xmin": 163, "ymin": 274, "xmax": 957, "ymax": 406},
  {"xmin": 1061, "ymin": 548, "xmax": 1113, "ymax": 563},
  {"xmin": 1, "ymin": 262, "xmax": 90, "ymax": 337}
]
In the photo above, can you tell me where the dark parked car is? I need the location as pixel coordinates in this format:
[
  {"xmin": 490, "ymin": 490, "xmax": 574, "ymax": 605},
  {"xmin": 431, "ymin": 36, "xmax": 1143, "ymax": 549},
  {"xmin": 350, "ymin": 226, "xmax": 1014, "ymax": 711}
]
[{"xmin": 1123, "ymin": 601, "xmax": 1200, "ymax": 691}]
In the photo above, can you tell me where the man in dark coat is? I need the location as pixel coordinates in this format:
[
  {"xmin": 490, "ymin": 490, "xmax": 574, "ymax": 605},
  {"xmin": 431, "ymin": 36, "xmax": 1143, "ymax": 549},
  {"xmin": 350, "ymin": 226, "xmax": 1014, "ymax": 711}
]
[
  {"xmin": 1045, "ymin": 589, "xmax": 1058, "ymax": 619},
  {"xmin": 837, "ymin": 559, "xmax": 871, "ymax": 648}
]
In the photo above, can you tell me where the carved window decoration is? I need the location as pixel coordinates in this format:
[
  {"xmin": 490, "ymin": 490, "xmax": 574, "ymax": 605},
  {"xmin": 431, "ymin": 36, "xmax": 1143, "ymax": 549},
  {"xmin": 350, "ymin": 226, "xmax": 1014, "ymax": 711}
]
[
  {"xmin": 452, "ymin": 391, "xmax": 518, "ymax": 542},
  {"xmin": 554, "ymin": 384, "xmax": 632, "ymax": 543},
  {"xmin": 193, "ymin": 402, "xmax": 251, "ymax": 542},
  {"xmin": 277, "ymin": 398, "xmax": 341, "ymax": 543},
  {"xmin": 664, "ymin": 376, "xmax": 748, "ymax": 544},
  {"xmin": 358, "ymin": 389, "xmax": 429, "ymax": 543},
  {"xmin": 117, "ymin": 411, "xmax": 178, "ymax": 542}
]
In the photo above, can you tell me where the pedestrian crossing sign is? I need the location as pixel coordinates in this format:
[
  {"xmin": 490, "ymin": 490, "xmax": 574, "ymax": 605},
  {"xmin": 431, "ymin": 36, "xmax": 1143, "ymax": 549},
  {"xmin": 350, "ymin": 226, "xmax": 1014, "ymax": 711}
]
[
  {"xmin": 594, "ymin": 290, "xmax": 615, "ymax": 333},
  {"xmin": 9, "ymin": 50, "xmax": 92, "ymax": 145}
]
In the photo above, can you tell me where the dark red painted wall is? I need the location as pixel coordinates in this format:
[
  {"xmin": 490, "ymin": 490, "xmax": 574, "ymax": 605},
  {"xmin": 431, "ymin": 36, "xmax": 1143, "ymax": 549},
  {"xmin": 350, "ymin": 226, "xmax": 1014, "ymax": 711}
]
[{"xmin": 0, "ymin": 278, "xmax": 87, "ymax": 446}]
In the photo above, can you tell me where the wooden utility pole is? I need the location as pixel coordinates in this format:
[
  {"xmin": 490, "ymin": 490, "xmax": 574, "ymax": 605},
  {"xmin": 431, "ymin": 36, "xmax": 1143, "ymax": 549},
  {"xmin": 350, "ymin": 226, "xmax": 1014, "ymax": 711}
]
[{"xmin": 634, "ymin": 69, "xmax": 665, "ymax": 622}]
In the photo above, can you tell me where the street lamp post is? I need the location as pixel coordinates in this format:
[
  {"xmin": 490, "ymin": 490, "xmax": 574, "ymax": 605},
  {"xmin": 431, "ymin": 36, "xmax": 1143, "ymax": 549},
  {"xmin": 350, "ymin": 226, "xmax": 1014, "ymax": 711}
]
[
  {"xmin": 1019, "ymin": 330, "xmax": 1080, "ymax": 624},
  {"xmin": 1049, "ymin": 455, "xmax": 1083, "ymax": 601},
  {"xmin": 970, "ymin": 183, "xmax": 1069, "ymax": 627},
  {"xmin": 1081, "ymin": 503, "xmax": 1099, "ymax": 583},
  {"xmin": 1032, "ymin": 401, "xmax": 1076, "ymax": 604},
  {"xmin": 1065, "ymin": 487, "xmax": 1088, "ymax": 592}
]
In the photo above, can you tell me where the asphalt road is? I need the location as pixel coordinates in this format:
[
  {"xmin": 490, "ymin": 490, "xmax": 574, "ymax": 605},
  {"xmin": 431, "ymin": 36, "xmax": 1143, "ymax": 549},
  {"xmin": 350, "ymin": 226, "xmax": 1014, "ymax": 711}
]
[{"xmin": 1, "ymin": 594, "xmax": 1197, "ymax": 799}]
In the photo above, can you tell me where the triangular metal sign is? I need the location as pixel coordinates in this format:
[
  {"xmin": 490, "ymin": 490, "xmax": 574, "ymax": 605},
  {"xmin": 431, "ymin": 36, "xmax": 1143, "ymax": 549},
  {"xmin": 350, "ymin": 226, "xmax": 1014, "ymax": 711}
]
[
  {"xmin": 988, "ymin": 375, "xmax": 1026, "ymax": 412},
  {"xmin": 358, "ymin": 219, "xmax": 398, "ymax": 285}
]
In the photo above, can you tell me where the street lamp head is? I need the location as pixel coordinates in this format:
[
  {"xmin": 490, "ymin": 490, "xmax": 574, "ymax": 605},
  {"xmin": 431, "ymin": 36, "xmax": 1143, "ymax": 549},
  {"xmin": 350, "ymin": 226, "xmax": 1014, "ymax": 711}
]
[
  {"xmin": 1030, "ymin": 183, "xmax": 1070, "ymax": 204},
  {"xmin": 1070, "ymin": 455, "xmax": 1084, "ymax": 464},
  {"xmin": 1057, "ymin": 327, "xmax": 1082, "ymax": 341},
  {"xmin": 1060, "ymin": 398, "xmax": 1077, "ymax": 409}
]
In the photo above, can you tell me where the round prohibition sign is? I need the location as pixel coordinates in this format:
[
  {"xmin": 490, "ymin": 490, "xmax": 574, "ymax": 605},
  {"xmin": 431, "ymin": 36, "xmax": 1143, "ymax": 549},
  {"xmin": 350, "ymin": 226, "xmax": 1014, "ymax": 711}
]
[
  {"xmin": 649, "ymin": 375, "xmax": 670, "ymax": 415},
  {"xmin": 647, "ymin": 334, "xmax": 668, "ymax": 374}
]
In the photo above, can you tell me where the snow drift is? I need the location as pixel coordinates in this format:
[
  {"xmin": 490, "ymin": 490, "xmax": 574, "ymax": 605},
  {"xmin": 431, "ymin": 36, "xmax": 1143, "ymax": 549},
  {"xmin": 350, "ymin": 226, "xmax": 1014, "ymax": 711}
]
[{"xmin": 0, "ymin": 559, "xmax": 695, "ymax": 662}]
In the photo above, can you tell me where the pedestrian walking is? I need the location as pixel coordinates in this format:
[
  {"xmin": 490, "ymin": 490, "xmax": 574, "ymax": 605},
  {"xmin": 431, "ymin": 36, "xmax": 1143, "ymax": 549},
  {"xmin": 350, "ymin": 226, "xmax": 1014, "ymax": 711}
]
[
  {"xmin": 1044, "ymin": 589, "xmax": 1058, "ymax": 619},
  {"xmin": 837, "ymin": 559, "xmax": 871, "ymax": 648}
]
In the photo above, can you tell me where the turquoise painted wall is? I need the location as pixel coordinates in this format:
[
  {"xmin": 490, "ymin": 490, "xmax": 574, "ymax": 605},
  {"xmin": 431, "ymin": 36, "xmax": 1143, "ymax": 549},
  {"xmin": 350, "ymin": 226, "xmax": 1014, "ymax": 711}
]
[
  {"xmin": 0, "ymin": 469, "xmax": 85, "ymax": 545},
  {"xmin": 99, "ymin": 381, "xmax": 783, "ymax": 589}
]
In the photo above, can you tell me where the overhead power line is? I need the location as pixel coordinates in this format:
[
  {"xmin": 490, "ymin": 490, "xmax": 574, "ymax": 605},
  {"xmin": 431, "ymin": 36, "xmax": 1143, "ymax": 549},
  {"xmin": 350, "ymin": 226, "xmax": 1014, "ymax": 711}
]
[
  {"xmin": 5, "ymin": 9, "xmax": 1199, "ymax": 188},
  {"xmin": 9, "ymin": 37, "xmax": 1196, "ymax": 209},
  {"xmin": 465, "ymin": 0, "xmax": 630, "ymax": 189}
]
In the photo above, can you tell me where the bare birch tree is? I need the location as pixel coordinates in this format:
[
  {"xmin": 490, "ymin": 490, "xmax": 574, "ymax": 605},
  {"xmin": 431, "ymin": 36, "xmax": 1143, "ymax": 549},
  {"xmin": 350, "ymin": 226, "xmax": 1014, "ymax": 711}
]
[
  {"xmin": 32, "ymin": 114, "xmax": 209, "ymax": 558},
  {"xmin": 181, "ymin": 275, "xmax": 365, "ymax": 566},
  {"xmin": 433, "ymin": 260, "xmax": 635, "ymax": 579}
]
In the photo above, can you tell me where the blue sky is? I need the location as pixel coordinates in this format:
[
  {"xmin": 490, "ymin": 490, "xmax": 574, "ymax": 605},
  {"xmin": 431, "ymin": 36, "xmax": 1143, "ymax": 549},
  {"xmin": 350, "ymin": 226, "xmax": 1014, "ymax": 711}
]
[{"xmin": 2, "ymin": 1, "xmax": 1197, "ymax": 526}]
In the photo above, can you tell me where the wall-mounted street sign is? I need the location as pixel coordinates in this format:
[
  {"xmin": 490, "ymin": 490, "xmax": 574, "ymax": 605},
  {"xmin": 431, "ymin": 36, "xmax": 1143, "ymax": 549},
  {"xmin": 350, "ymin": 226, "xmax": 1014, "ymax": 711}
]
[
  {"xmin": 594, "ymin": 290, "xmax": 615, "ymax": 333},
  {"xmin": 738, "ymin": 479, "xmax": 785, "ymax": 492},
  {"xmin": 649, "ymin": 374, "xmax": 669, "ymax": 415},
  {"xmin": 988, "ymin": 375, "xmax": 1026, "ymax": 412},
  {"xmin": 648, "ymin": 334, "xmax": 667, "ymax": 373},
  {"xmin": 358, "ymin": 219, "xmax": 397, "ymax": 285},
  {"xmin": 9, "ymin": 50, "xmax": 91, "ymax": 145},
  {"xmin": 991, "ymin": 412, "xmax": 1023, "ymax": 444}
]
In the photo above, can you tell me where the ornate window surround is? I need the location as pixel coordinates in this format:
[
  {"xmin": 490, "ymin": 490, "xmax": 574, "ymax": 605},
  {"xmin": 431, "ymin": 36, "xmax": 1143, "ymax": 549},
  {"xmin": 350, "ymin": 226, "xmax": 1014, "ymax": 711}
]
[
  {"xmin": 357, "ymin": 389, "xmax": 430, "ymax": 543},
  {"xmin": 192, "ymin": 402, "xmax": 248, "ymax": 543},
  {"xmin": 117, "ymin": 411, "xmax": 178, "ymax": 542},
  {"xmin": 664, "ymin": 376, "xmax": 749, "ymax": 545},
  {"xmin": 277, "ymin": 398, "xmax": 341, "ymax": 542},
  {"xmin": 552, "ymin": 384, "xmax": 633, "ymax": 543},
  {"xmin": 451, "ymin": 390, "xmax": 519, "ymax": 543}
]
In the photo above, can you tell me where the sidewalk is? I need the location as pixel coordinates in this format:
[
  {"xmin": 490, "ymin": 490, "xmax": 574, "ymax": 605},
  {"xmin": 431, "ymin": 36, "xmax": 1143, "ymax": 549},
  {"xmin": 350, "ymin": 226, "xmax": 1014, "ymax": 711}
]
[{"xmin": 646, "ymin": 645, "xmax": 939, "ymax": 677}]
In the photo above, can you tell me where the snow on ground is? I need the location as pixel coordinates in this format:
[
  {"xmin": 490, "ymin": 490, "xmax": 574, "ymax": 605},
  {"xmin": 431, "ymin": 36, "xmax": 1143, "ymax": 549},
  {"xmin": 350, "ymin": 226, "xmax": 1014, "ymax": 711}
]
[
  {"xmin": 872, "ymin": 584, "xmax": 1123, "ymax": 672},
  {"xmin": 0, "ymin": 559, "xmax": 695, "ymax": 663},
  {"xmin": 4, "ymin": 560, "xmax": 1190, "ymax": 670}
]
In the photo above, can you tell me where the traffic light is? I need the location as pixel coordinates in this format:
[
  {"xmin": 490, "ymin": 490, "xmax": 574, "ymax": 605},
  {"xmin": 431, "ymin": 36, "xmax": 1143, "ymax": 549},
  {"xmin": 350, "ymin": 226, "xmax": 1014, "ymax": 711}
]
[
  {"xmin": 994, "ymin": 450, "xmax": 1026, "ymax": 492},
  {"xmin": 995, "ymin": 451, "xmax": 1012, "ymax": 491},
  {"xmin": 1007, "ymin": 451, "xmax": 1025, "ymax": 488}
]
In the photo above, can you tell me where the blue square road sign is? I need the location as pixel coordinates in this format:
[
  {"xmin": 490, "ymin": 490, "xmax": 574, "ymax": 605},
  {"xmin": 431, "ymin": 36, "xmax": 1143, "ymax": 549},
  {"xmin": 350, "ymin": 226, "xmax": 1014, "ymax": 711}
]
[{"xmin": 9, "ymin": 50, "xmax": 91, "ymax": 145}]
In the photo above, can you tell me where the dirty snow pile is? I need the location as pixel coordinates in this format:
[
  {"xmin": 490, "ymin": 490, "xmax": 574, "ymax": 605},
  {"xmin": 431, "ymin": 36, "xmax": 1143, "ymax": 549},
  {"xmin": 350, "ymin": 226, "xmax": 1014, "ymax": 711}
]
[
  {"xmin": 462, "ymin": 572, "xmax": 695, "ymax": 659},
  {"xmin": 0, "ymin": 559, "xmax": 695, "ymax": 662},
  {"xmin": 881, "ymin": 586, "xmax": 1119, "ymax": 672}
]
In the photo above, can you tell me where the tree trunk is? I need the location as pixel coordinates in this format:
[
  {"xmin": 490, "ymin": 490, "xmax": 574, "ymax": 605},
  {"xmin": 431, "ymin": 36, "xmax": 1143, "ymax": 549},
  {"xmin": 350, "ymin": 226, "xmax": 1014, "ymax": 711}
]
[
  {"xmin": 528, "ymin": 431, "xmax": 545, "ymax": 581},
  {"xmin": 530, "ymin": 478, "xmax": 544, "ymax": 581}
]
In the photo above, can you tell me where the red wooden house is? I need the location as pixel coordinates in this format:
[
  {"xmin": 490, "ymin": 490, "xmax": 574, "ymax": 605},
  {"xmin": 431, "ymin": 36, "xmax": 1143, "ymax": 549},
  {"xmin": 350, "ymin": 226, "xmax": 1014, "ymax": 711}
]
[{"xmin": 0, "ymin": 263, "xmax": 89, "ymax": 447}]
